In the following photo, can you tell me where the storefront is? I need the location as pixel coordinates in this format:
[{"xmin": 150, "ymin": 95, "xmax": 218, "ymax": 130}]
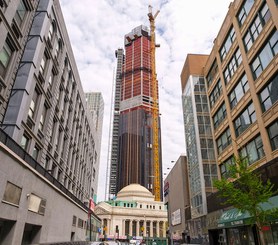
[{"xmin": 217, "ymin": 195, "xmax": 278, "ymax": 245}]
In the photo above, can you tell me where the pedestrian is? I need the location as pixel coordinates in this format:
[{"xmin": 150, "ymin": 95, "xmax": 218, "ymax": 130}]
[{"xmin": 186, "ymin": 235, "xmax": 190, "ymax": 244}]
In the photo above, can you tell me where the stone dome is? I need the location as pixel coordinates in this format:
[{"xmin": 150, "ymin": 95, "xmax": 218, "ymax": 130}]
[{"xmin": 116, "ymin": 184, "xmax": 154, "ymax": 201}]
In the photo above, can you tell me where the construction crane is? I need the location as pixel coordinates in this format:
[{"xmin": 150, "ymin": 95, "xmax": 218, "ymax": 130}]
[{"xmin": 148, "ymin": 5, "xmax": 161, "ymax": 201}]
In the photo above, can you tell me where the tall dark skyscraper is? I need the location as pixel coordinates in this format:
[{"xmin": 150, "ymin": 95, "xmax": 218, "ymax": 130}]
[{"xmin": 109, "ymin": 25, "xmax": 163, "ymax": 200}]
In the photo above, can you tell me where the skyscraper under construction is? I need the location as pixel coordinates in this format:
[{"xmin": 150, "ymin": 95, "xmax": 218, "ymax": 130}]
[{"xmin": 109, "ymin": 23, "xmax": 163, "ymax": 201}]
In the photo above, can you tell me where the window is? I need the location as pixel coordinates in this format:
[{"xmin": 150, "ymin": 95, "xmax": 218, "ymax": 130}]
[
  {"xmin": 197, "ymin": 115, "xmax": 212, "ymax": 135},
  {"xmin": 243, "ymin": 2, "xmax": 271, "ymax": 51},
  {"xmin": 237, "ymin": 0, "xmax": 255, "ymax": 27},
  {"xmin": 260, "ymin": 2, "xmax": 271, "ymax": 23},
  {"xmin": 14, "ymin": 0, "xmax": 27, "ymax": 27},
  {"xmin": 40, "ymin": 54, "xmax": 47, "ymax": 75},
  {"xmin": 216, "ymin": 127, "xmax": 231, "ymax": 154},
  {"xmin": 72, "ymin": 215, "xmax": 77, "ymax": 226},
  {"xmin": 20, "ymin": 134, "xmax": 29, "ymax": 150},
  {"xmin": 251, "ymin": 30, "xmax": 278, "ymax": 80},
  {"xmin": 259, "ymin": 72, "xmax": 278, "ymax": 112},
  {"xmin": 220, "ymin": 27, "xmax": 236, "ymax": 61},
  {"xmin": 48, "ymin": 21, "xmax": 56, "ymax": 41},
  {"xmin": 39, "ymin": 105, "xmax": 47, "ymax": 131},
  {"xmin": 223, "ymin": 49, "xmax": 242, "ymax": 84},
  {"xmin": 195, "ymin": 94, "xmax": 209, "ymax": 113},
  {"xmin": 77, "ymin": 218, "xmax": 83, "ymax": 228},
  {"xmin": 0, "ymin": 0, "xmax": 7, "ymax": 9},
  {"xmin": 229, "ymin": 73, "xmax": 249, "ymax": 109},
  {"xmin": 28, "ymin": 89, "xmax": 39, "ymax": 119},
  {"xmin": 32, "ymin": 145, "xmax": 40, "ymax": 160},
  {"xmin": 213, "ymin": 103, "xmax": 227, "ymax": 129},
  {"xmin": 47, "ymin": 69, "xmax": 55, "ymax": 90},
  {"xmin": 54, "ymin": 38, "xmax": 62, "ymax": 58},
  {"xmin": 200, "ymin": 138, "xmax": 215, "ymax": 160},
  {"xmin": 209, "ymin": 79, "xmax": 222, "ymax": 108},
  {"xmin": 3, "ymin": 182, "xmax": 22, "ymax": 205},
  {"xmin": 206, "ymin": 59, "xmax": 218, "ymax": 87},
  {"xmin": 240, "ymin": 135, "xmax": 265, "ymax": 165},
  {"xmin": 194, "ymin": 76, "xmax": 206, "ymax": 92},
  {"xmin": 234, "ymin": 103, "xmax": 256, "ymax": 137},
  {"xmin": 0, "ymin": 38, "xmax": 14, "ymax": 77},
  {"xmin": 28, "ymin": 193, "xmax": 46, "ymax": 215},
  {"xmin": 268, "ymin": 120, "xmax": 278, "ymax": 151},
  {"xmin": 220, "ymin": 157, "xmax": 235, "ymax": 179},
  {"xmin": 203, "ymin": 164, "xmax": 217, "ymax": 187},
  {"xmin": 48, "ymin": 22, "xmax": 54, "ymax": 41}
]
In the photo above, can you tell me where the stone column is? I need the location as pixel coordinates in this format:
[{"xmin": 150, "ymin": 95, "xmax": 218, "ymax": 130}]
[
  {"xmin": 107, "ymin": 219, "xmax": 111, "ymax": 236},
  {"xmin": 129, "ymin": 220, "xmax": 132, "ymax": 237},
  {"xmin": 156, "ymin": 222, "xmax": 159, "ymax": 237},
  {"xmin": 163, "ymin": 221, "xmax": 166, "ymax": 237},
  {"xmin": 122, "ymin": 219, "xmax": 126, "ymax": 236},
  {"xmin": 136, "ymin": 220, "xmax": 140, "ymax": 236},
  {"xmin": 150, "ymin": 221, "xmax": 153, "ymax": 237},
  {"xmin": 143, "ymin": 219, "xmax": 146, "ymax": 236}
]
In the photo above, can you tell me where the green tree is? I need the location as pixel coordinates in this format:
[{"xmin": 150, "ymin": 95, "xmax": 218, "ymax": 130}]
[{"xmin": 214, "ymin": 157, "xmax": 278, "ymax": 245}]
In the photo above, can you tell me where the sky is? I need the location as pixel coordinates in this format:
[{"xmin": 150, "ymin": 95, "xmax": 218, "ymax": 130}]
[{"xmin": 59, "ymin": 0, "xmax": 232, "ymax": 202}]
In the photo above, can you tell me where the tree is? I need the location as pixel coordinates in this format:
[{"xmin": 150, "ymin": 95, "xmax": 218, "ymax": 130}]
[{"xmin": 214, "ymin": 157, "xmax": 278, "ymax": 245}]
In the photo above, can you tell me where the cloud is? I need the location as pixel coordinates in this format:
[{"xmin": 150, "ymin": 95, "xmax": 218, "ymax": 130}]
[{"xmin": 60, "ymin": 0, "xmax": 231, "ymax": 202}]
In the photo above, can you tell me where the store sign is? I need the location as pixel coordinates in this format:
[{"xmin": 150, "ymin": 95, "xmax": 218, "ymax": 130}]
[
  {"xmin": 171, "ymin": 209, "xmax": 181, "ymax": 225},
  {"xmin": 221, "ymin": 210, "xmax": 244, "ymax": 221},
  {"xmin": 89, "ymin": 198, "xmax": 95, "ymax": 212},
  {"xmin": 218, "ymin": 208, "xmax": 251, "ymax": 228}
]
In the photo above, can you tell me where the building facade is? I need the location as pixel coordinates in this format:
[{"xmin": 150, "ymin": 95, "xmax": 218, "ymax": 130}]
[
  {"xmin": 95, "ymin": 184, "xmax": 167, "ymax": 242},
  {"xmin": 0, "ymin": 0, "xmax": 101, "ymax": 243},
  {"xmin": 111, "ymin": 25, "xmax": 163, "ymax": 200},
  {"xmin": 204, "ymin": 0, "xmax": 278, "ymax": 187},
  {"xmin": 180, "ymin": 0, "xmax": 278, "ymax": 244},
  {"xmin": 181, "ymin": 54, "xmax": 218, "ymax": 242},
  {"xmin": 108, "ymin": 48, "xmax": 124, "ymax": 199},
  {"xmin": 85, "ymin": 92, "xmax": 104, "ymax": 200},
  {"xmin": 164, "ymin": 155, "xmax": 190, "ymax": 244},
  {"xmin": 204, "ymin": 0, "xmax": 278, "ymax": 243}
]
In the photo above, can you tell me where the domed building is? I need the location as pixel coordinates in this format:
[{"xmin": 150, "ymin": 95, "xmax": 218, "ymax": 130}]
[{"xmin": 95, "ymin": 184, "xmax": 167, "ymax": 241}]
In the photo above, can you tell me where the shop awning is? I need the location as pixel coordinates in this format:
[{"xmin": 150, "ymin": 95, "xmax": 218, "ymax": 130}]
[
  {"xmin": 218, "ymin": 195, "xmax": 278, "ymax": 228},
  {"xmin": 218, "ymin": 208, "xmax": 251, "ymax": 228}
]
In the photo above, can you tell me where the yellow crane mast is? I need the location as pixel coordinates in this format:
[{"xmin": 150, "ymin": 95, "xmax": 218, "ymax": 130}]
[{"xmin": 148, "ymin": 5, "xmax": 161, "ymax": 201}]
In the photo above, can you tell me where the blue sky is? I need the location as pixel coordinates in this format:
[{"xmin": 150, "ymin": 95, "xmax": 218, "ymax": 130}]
[{"xmin": 60, "ymin": 0, "xmax": 232, "ymax": 202}]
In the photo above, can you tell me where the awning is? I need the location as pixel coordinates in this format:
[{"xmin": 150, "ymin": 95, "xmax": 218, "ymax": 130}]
[
  {"xmin": 218, "ymin": 208, "xmax": 251, "ymax": 228},
  {"xmin": 218, "ymin": 195, "xmax": 278, "ymax": 228}
]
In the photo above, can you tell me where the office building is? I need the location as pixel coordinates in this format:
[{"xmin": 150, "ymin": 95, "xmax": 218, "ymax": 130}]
[
  {"xmin": 85, "ymin": 92, "xmax": 104, "ymax": 137},
  {"xmin": 110, "ymin": 25, "xmax": 163, "ymax": 200},
  {"xmin": 0, "ymin": 0, "xmax": 101, "ymax": 243},
  {"xmin": 181, "ymin": 54, "xmax": 218, "ymax": 243},
  {"xmin": 180, "ymin": 0, "xmax": 278, "ymax": 244},
  {"xmin": 85, "ymin": 92, "xmax": 104, "ymax": 201},
  {"xmin": 108, "ymin": 48, "xmax": 124, "ymax": 199},
  {"xmin": 204, "ymin": 0, "xmax": 278, "ymax": 243}
]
